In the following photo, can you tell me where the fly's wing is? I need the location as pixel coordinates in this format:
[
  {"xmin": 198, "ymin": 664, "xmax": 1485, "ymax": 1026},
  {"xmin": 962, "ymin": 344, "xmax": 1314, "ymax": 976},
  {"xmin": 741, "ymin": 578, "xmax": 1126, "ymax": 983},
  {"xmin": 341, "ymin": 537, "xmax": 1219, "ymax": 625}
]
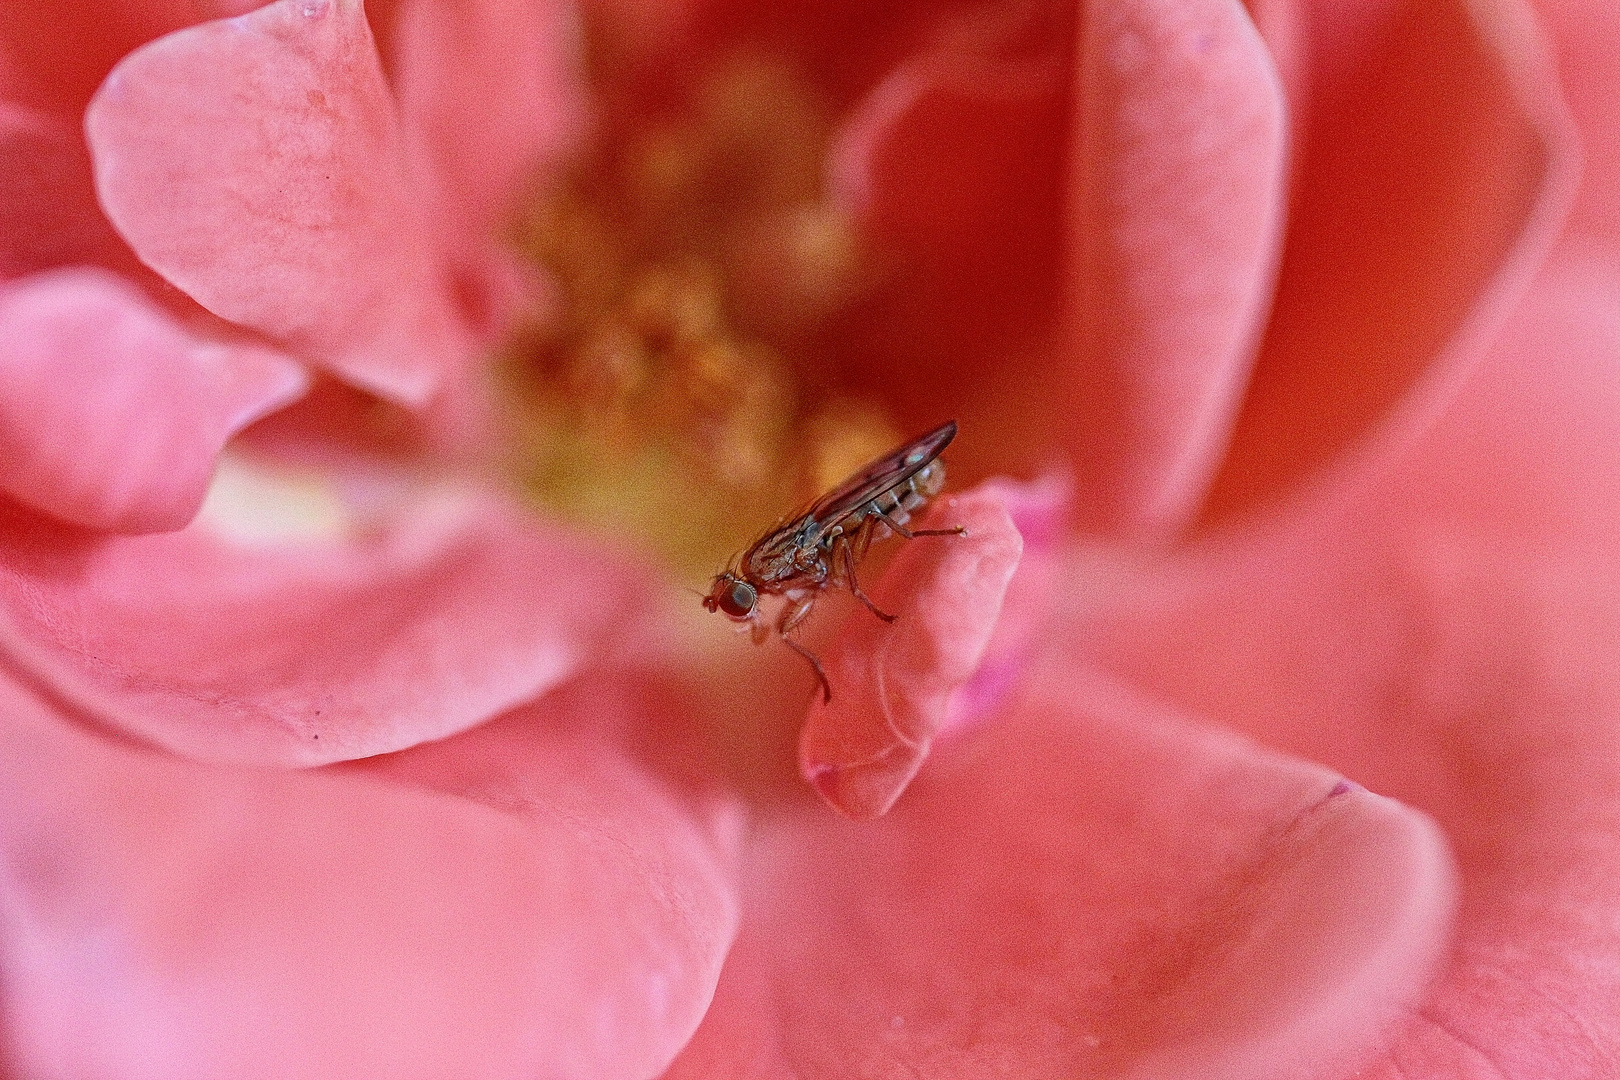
[{"xmin": 805, "ymin": 420, "xmax": 956, "ymax": 530}]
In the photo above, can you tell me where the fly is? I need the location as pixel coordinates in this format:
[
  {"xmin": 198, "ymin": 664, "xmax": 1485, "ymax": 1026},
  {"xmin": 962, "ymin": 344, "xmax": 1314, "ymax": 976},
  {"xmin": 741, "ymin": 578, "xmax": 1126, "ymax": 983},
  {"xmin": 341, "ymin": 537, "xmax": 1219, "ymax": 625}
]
[{"xmin": 702, "ymin": 419, "xmax": 966, "ymax": 703}]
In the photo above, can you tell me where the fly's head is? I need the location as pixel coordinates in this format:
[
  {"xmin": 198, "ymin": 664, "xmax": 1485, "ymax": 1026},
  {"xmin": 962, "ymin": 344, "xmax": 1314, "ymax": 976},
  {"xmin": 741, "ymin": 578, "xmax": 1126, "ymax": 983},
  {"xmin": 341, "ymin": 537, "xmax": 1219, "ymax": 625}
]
[{"xmin": 703, "ymin": 572, "xmax": 758, "ymax": 621}]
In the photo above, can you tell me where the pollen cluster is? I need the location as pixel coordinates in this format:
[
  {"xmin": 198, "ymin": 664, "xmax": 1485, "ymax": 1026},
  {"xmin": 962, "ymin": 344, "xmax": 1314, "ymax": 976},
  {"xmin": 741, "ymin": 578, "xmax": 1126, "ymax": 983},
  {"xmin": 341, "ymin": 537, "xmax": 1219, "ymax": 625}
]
[{"xmin": 508, "ymin": 43, "xmax": 902, "ymax": 572}]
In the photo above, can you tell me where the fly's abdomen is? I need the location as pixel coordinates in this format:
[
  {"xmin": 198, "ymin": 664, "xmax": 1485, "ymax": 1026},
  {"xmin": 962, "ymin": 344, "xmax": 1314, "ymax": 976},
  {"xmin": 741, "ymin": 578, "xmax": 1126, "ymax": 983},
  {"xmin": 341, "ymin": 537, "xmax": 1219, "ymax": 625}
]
[{"xmin": 867, "ymin": 459, "xmax": 947, "ymax": 532}]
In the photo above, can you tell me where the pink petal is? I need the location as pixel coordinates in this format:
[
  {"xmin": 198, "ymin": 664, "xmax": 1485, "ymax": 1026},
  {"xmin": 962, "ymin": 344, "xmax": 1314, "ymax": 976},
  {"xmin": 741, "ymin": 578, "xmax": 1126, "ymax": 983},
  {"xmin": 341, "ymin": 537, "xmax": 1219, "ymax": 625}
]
[
  {"xmin": 669, "ymin": 673, "xmax": 1456, "ymax": 1079},
  {"xmin": 940, "ymin": 470, "xmax": 1072, "ymax": 736},
  {"xmin": 1533, "ymin": 0, "xmax": 1620, "ymax": 253},
  {"xmin": 387, "ymin": 0, "xmax": 582, "ymax": 345},
  {"xmin": 1064, "ymin": 0, "xmax": 1286, "ymax": 538},
  {"xmin": 0, "ymin": 267, "xmax": 309, "ymax": 533},
  {"xmin": 1072, "ymin": 254, "xmax": 1620, "ymax": 1073},
  {"xmin": 1202, "ymin": 0, "xmax": 1578, "ymax": 522},
  {"xmin": 391, "ymin": 0, "xmax": 585, "ymax": 248},
  {"xmin": 0, "ymin": 104, "xmax": 140, "ymax": 279},
  {"xmin": 84, "ymin": 0, "xmax": 471, "ymax": 406},
  {"xmin": 800, "ymin": 488, "xmax": 1022, "ymax": 819},
  {"xmin": 0, "ymin": 673, "xmax": 739, "ymax": 1079},
  {"xmin": 0, "ymin": 486, "xmax": 645, "ymax": 766},
  {"xmin": 0, "ymin": 0, "xmax": 233, "ymax": 116},
  {"xmin": 824, "ymin": 3, "xmax": 1071, "ymax": 439}
]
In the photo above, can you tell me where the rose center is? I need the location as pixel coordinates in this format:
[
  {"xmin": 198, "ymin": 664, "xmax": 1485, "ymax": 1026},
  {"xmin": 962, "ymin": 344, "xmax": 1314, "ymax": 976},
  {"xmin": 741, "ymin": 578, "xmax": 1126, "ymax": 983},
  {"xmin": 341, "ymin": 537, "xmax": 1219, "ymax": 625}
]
[{"xmin": 507, "ymin": 40, "xmax": 905, "ymax": 575}]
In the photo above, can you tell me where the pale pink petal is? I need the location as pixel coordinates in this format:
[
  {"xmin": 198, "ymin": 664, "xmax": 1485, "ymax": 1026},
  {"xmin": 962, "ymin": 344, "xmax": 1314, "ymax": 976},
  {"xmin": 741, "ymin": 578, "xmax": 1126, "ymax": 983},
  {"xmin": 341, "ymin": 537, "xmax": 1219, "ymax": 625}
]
[
  {"xmin": 1071, "ymin": 254, "xmax": 1620, "ymax": 1073},
  {"xmin": 670, "ymin": 673, "xmax": 1456, "ymax": 1079},
  {"xmin": 84, "ymin": 0, "xmax": 471, "ymax": 406},
  {"xmin": 388, "ymin": 0, "xmax": 581, "ymax": 346},
  {"xmin": 1202, "ymin": 0, "xmax": 1578, "ymax": 522},
  {"xmin": 0, "ymin": 674, "xmax": 739, "ymax": 1080},
  {"xmin": 799, "ymin": 489, "xmax": 1021, "ymax": 819},
  {"xmin": 0, "ymin": 267, "xmax": 309, "ymax": 533},
  {"xmin": 0, "ymin": 487, "xmax": 645, "ymax": 767},
  {"xmin": 1064, "ymin": 0, "xmax": 1286, "ymax": 538}
]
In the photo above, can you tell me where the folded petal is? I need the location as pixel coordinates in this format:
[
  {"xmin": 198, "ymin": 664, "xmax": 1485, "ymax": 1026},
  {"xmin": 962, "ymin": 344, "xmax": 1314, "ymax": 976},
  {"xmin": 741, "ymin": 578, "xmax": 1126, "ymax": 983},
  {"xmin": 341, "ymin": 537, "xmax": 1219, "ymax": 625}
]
[
  {"xmin": 0, "ymin": 673, "xmax": 739, "ymax": 1080},
  {"xmin": 670, "ymin": 673, "xmax": 1456, "ymax": 1079},
  {"xmin": 939, "ymin": 470, "xmax": 1071, "ymax": 735},
  {"xmin": 0, "ymin": 267, "xmax": 309, "ymax": 533},
  {"xmin": 0, "ymin": 480, "xmax": 645, "ymax": 766},
  {"xmin": 1202, "ymin": 0, "xmax": 1578, "ymax": 522},
  {"xmin": 85, "ymin": 0, "xmax": 471, "ymax": 405},
  {"xmin": 1065, "ymin": 0, "xmax": 1286, "ymax": 538},
  {"xmin": 800, "ymin": 488, "xmax": 1022, "ymax": 819}
]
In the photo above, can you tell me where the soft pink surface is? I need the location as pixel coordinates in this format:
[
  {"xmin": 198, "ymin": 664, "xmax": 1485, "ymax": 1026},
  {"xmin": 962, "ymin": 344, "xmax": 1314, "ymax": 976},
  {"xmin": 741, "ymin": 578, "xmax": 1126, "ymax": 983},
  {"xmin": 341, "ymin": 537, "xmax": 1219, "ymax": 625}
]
[
  {"xmin": 0, "ymin": 490, "xmax": 644, "ymax": 767},
  {"xmin": 1533, "ymin": 0, "xmax": 1620, "ymax": 253},
  {"xmin": 671, "ymin": 673, "xmax": 1455, "ymax": 1079},
  {"xmin": 1203, "ymin": 0, "xmax": 1576, "ymax": 523},
  {"xmin": 0, "ymin": 267, "xmax": 309, "ymax": 532},
  {"xmin": 392, "ymin": 0, "xmax": 582, "ymax": 336},
  {"xmin": 0, "ymin": 673, "xmax": 740, "ymax": 1080},
  {"xmin": 789, "ymin": 0, "xmax": 1575, "ymax": 521},
  {"xmin": 1070, "ymin": 253, "xmax": 1620, "ymax": 1074},
  {"xmin": 2, "ymin": 0, "xmax": 1617, "ymax": 1073},
  {"xmin": 0, "ymin": 104, "xmax": 140, "ymax": 280},
  {"xmin": 85, "ymin": 0, "xmax": 470, "ymax": 405},
  {"xmin": 937, "ymin": 471, "xmax": 1071, "ymax": 738},
  {"xmin": 800, "ymin": 491, "xmax": 1022, "ymax": 819},
  {"xmin": 1064, "ymin": 0, "xmax": 1285, "ymax": 538},
  {"xmin": 824, "ymin": 0, "xmax": 1070, "ymax": 436}
]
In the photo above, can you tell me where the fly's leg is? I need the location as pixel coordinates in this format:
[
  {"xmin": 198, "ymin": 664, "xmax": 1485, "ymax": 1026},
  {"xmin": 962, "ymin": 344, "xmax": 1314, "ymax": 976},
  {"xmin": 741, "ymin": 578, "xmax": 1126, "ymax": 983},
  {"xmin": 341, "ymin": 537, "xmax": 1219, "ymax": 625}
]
[
  {"xmin": 850, "ymin": 514, "xmax": 878, "ymax": 561},
  {"xmin": 778, "ymin": 593, "xmax": 832, "ymax": 704},
  {"xmin": 779, "ymin": 591, "xmax": 816, "ymax": 636},
  {"xmin": 782, "ymin": 636, "xmax": 832, "ymax": 705},
  {"xmin": 747, "ymin": 610, "xmax": 771, "ymax": 644},
  {"xmin": 874, "ymin": 507, "xmax": 967, "ymax": 540},
  {"xmin": 834, "ymin": 530, "xmax": 895, "ymax": 623}
]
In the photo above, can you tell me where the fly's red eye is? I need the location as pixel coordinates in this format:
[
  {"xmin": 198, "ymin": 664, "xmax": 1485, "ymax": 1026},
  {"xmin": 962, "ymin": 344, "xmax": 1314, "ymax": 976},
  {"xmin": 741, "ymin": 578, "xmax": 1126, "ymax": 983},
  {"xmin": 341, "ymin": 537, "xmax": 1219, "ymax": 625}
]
[{"xmin": 718, "ymin": 581, "xmax": 756, "ymax": 618}]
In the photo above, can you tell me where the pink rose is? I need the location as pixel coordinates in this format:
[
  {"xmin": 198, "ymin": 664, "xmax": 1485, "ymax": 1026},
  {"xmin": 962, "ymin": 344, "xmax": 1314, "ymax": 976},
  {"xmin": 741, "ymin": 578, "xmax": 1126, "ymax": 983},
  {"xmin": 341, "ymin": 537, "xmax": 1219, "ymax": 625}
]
[{"xmin": 2, "ymin": 0, "xmax": 1617, "ymax": 1077}]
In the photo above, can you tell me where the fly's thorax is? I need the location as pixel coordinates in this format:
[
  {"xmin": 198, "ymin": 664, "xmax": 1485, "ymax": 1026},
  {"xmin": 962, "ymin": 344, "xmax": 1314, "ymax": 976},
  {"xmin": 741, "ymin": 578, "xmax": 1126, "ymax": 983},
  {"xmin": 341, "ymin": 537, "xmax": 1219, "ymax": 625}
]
[
  {"xmin": 791, "ymin": 541, "xmax": 824, "ymax": 574},
  {"xmin": 742, "ymin": 525, "xmax": 795, "ymax": 581}
]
